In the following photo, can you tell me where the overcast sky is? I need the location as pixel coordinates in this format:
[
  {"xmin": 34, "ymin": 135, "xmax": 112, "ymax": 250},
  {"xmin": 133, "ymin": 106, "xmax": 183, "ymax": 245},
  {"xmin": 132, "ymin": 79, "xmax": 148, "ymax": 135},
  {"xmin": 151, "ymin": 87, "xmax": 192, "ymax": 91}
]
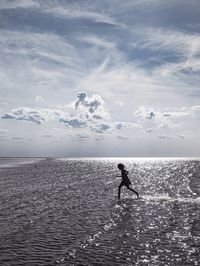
[{"xmin": 0, "ymin": 0, "xmax": 200, "ymax": 157}]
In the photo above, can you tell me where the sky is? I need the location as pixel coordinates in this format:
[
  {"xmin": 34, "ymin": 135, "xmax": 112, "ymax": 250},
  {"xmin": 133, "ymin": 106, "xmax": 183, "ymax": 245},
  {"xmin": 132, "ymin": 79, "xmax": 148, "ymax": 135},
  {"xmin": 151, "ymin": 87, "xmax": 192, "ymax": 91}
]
[{"xmin": 0, "ymin": 0, "xmax": 200, "ymax": 157}]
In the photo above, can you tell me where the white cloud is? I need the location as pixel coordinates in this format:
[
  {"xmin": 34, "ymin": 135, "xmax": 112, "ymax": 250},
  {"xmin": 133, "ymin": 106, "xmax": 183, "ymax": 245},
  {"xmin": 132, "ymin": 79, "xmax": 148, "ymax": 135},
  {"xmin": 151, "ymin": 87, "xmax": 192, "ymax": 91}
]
[
  {"xmin": 135, "ymin": 26, "xmax": 200, "ymax": 54},
  {"xmin": 134, "ymin": 105, "xmax": 200, "ymax": 139},
  {"xmin": 135, "ymin": 107, "xmax": 156, "ymax": 120},
  {"xmin": 75, "ymin": 91, "xmax": 110, "ymax": 120},
  {"xmin": 44, "ymin": 6, "xmax": 120, "ymax": 27},
  {"xmin": 130, "ymin": 26, "xmax": 200, "ymax": 79},
  {"xmin": 1, "ymin": 107, "xmax": 65, "ymax": 125},
  {"xmin": 77, "ymin": 35, "xmax": 116, "ymax": 49},
  {"xmin": 1, "ymin": 92, "xmax": 113, "ymax": 134},
  {"xmin": 60, "ymin": 92, "xmax": 113, "ymax": 133},
  {"xmin": 60, "ymin": 117, "xmax": 88, "ymax": 129},
  {"xmin": 35, "ymin": 96, "xmax": 46, "ymax": 104},
  {"xmin": 0, "ymin": 29, "xmax": 86, "ymax": 103},
  {"xmin": 0, "ymin": 0, "xmax": 39, "ymax": 9},
  {"xmin": 2, "ymin": 93, "xmax": 199, "ymax": 142}
]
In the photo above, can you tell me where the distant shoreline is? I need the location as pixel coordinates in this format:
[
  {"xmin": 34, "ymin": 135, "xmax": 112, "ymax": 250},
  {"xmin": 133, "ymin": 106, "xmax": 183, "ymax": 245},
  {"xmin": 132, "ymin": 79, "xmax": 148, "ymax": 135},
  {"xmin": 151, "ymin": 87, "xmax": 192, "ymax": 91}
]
[{"xmin": 0, "ymin": 156, "xmax": 200, "ymax": 159}]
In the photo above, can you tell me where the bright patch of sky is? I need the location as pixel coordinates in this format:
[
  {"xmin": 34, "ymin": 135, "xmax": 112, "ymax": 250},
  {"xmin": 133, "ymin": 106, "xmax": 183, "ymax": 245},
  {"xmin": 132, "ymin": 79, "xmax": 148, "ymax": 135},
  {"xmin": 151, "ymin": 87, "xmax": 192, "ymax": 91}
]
[{"xmin": 0, "ymin": 0, "xmax": 200, "ymax": 156}]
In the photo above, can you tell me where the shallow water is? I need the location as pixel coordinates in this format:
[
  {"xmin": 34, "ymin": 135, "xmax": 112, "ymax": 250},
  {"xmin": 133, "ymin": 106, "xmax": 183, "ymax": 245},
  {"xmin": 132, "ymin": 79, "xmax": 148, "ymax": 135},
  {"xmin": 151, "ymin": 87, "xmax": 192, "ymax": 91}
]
[
  {"xmin": 0, "ymin": 157, "xmax": 43, "ymax": 169},
  {"xmin": 0, "ymin": 158, "xmax": 200, "ymax": 265}
]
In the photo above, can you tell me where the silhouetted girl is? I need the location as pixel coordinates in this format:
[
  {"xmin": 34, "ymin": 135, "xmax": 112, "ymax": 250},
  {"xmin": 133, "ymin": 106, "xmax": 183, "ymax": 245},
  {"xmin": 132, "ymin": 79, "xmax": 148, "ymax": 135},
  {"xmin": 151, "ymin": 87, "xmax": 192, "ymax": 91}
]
[{"xmin": 117, "ymin": 163, "xmax": 139, "ymax": 199}]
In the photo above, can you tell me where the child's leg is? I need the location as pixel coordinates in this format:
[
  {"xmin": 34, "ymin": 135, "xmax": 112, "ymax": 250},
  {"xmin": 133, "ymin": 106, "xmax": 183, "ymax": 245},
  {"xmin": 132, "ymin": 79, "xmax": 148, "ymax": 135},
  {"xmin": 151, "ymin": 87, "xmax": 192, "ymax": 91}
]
[
  {"xmin": 128, "ymin": 186, "xmax": 139, "ymax": 198},
  {"xmin": 118, "ymin": 185, "xmax": 122, "ymax": 199}
]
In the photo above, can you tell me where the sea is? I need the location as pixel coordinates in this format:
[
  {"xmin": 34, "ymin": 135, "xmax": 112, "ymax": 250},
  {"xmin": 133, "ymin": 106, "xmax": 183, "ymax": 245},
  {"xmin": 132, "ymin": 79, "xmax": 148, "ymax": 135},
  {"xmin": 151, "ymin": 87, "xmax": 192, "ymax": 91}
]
[{"xmin": 0, "ymin": 157, "xmax": 199, "ymax": 265}]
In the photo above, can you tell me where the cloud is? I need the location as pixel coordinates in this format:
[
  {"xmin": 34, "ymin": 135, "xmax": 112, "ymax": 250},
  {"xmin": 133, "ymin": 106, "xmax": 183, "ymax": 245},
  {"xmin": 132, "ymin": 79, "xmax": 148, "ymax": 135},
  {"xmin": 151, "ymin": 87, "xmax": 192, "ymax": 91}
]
[
  {"xmin": 1, "ymin": 113, "xmax": 16, "ymax": 120},
  {"xmin": 117, "ymin": 135, "xmax": 129, "ymax": 140},
  {"xmin": 0, "ymin": 92, "xmax": 113, "ymax": 134},
  {"xmin": 135, "ymin": 107, "xmax": 156, "ymax": 120},
  {"xmin": 1, "ymin": 107, "xmax": 65, "ymax": 124},
  {"xmin": 0, "ymin": 0, "xmax": 200, "ymax": 156},
  {"xmin": 0, "ymin": 29, "xmax": 86, "ymax": 105},
  {"xmin": 59, "ymin": 91, "xmax": 114, "ymax": 133},
  {"xmin": 35, "ymin": 96, "xmax": 46, "ymax": 104},
  {"xmin": 130, "ymin": 26, "xmax": 200, "ymax": 83},
  {"xmin": 177, "ymin": 134, "xmax": 185, "ymax": 140},
  {"xmin": 157, "ymin": 135, "xmax": 173, "ymax": 140},
  {"xmin": 75, "ymin": 91, "xmax": 109, "ymax": 119},
  {"xmin": 91, "ymin": 122, "xmax": 111, "ymax": 133},
  {"xmin": 77, "ymin": 35, "xmax": 116, "ymax": 49},
  {"xmin": 157, "ymin": 134, "xmax": 185, "ymax": 140},
  {"xmin": 93, "ymin": 114, "xmax": 103, "ymax": 120},
  {"xmin": 1, "ymin": 90, "xmax": 200, "ymax": 145},
  {"xmin": 135, "ymin": 105, "xmax": 200, "ymax": 123},
  {"xmin": 60, "ymin": 118, "xmax": 88, "ymax": 129},
  {"xmin": 44, "ymin": 6, "xmax": 120, "ymax": 27},
  {"xmin": 0, "ymin": 0, "xmax": 39, "ymax": 10},
  {"xmin": 134, "ymin": 105, "xmax": 200, "ymax": 139},
  {"xmin": 163, "ymin": 113, "xmax": 171, "ymax": 117},
  {"xmin": 114, "ymin": 122, "xmax": 141, "ymax": 130},
  {"xmin": 75, "ymin": 92, "xmax": 87, "ymax": 108}
]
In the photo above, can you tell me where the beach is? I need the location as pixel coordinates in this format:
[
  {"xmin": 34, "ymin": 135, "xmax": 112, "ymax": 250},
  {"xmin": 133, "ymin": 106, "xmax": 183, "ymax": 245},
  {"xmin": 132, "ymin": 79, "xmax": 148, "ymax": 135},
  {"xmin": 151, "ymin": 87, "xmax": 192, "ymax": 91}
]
[{"xmin": 0, "ymin": 158, "xmax": 200, "ymax": 265}]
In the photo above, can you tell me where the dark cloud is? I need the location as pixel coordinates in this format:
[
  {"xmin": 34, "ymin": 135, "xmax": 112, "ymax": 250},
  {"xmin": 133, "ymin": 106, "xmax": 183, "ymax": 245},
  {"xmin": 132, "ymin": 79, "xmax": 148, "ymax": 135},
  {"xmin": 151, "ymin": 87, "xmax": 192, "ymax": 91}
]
[
  {"xmin": 115, "ymin": 122, "xmax": 123, "ymax": 130},
  {"xmin": 163, "ymin": 113, "xmax": 171, "ymax": 117},
  {"xmin": 75, "ymin": 92, "xmax": 87, "ymax": 109},
  {"xmin": 158, "ymin": 135, "xmax": 173, "ymax": 140},
  {"xmin": 177, "ymin": 134, "xmax": 185, "ymax": 139},
  {"xmin": 117, "ymin": 135, "xmax": 128, "ymax": 140},
  {"xmin": 91, "ymin": 122, "xmax": 110, "ymax": 133},
  {"xmin": 93, "ymin": 114, "xmax": 103, "ymax": 120},
  {"xmin": 146, "ymin": 111, "xmax": 155, "ymax": 120}
]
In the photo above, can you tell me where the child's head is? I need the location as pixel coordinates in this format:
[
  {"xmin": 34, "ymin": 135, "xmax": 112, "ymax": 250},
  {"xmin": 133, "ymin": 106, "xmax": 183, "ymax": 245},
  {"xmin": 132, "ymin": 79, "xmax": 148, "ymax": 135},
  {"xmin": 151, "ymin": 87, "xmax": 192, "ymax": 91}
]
[{"xmin": 117, "ymin": 163, "xmax": 124, "ymax": 170}]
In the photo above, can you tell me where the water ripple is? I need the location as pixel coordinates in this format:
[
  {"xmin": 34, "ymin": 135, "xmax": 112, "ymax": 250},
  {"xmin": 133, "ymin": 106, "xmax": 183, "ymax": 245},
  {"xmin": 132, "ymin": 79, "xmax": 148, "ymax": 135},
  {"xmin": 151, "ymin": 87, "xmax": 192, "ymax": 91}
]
[{"xmin": 0, "ymin": 158, "xmax": 199, "ymax": 265}]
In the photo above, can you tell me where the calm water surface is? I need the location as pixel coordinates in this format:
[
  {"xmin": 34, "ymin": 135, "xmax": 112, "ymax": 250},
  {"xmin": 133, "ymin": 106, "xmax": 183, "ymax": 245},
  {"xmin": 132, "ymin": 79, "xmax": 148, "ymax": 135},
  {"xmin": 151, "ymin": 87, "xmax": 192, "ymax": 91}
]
[{"xmin": 0, "ymin": 158, "xmax": 200, "ymax": 265}]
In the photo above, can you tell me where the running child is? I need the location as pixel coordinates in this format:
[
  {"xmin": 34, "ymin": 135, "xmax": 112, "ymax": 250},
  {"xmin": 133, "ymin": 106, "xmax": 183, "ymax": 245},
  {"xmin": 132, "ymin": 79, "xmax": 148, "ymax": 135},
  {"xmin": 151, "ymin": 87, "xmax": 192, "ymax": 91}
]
[{"xmin": 117, "ymin": 163, "xmax": 139, "ymax": 199}]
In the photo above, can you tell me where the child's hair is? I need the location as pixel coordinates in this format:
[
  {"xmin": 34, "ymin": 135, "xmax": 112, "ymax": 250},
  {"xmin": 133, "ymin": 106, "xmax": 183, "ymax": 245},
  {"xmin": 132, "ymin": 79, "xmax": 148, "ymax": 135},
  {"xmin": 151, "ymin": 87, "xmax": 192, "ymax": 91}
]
[{"xmin": 117, "ymin": 163, "xmax": 124, "ymax": 170}]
